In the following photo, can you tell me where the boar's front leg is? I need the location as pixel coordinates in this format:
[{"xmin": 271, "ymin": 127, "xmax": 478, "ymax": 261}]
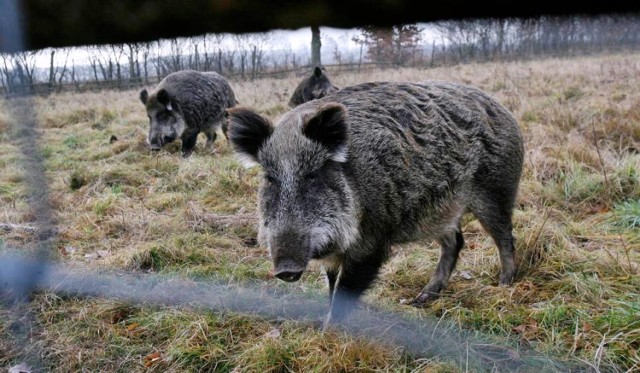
[
  {"xmin": 326, "ymin": 268, "xmax": 338, "ymax": 305},
  {"xmin": 411, "ymin": 224, "xmax": 464, "ymax": 306},
  {"xmin": 181, "ymin": 131, "xmax": 199, "ymax": 157},
  {"xmin": 325, "ymin": 249, "xmax": 387, "ymax": 327}
]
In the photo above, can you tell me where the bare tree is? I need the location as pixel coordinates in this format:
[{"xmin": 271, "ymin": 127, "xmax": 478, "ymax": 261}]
[
  {"xmin": 311, "ymin": 25, "xmax": 322, "ymax": 66},
  {"xmin": 11, "ymin": 50, "xmax": 39, "ymax": 93},
  {"xmin": 233, "ymin": 34, "xmax": 250, "ymax": 78},
  {"xmin": 249, "ymin": 32, "xmax": 270, "ymax": 79},
  {"xmin": 0, "ymin": 53, "xmax": 14, "ymax": 91},
  {"xmin": 126, "ymin": 42, "xmax": 144, "ymax": 83},
  {"xmin": 48, "ymin": 48, "xmax": 71, "ymax": 89},
  {"xmin": 351, "ymin": 34, "xmax": 366, "ymax": 70},
  {"xmin": 209, "ymin": 33, "xmax": 227, "ymax": 74}
]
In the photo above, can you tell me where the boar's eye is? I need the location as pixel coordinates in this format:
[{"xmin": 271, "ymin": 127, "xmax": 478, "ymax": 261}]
[
  {"xmin": 264, "ymin": 174, "xmax": 278, "ymax": 184},
  {"xmin": 304, "ymin": 172, "xmax": 317, "ymax": 182},
  {"xmin": 157, "ymin": 111, "xmax": 171, "ymax": 121}
]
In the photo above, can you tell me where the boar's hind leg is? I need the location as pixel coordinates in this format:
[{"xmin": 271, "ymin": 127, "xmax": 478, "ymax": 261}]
[
  {"xmin": 411, "ymin": 224, "xmax": 464, "ymax": 306},
  {"xmin": 204, "ymin": 126, "xmax": 217, "ymax": 151},
  {"xmin": 326, "ymin": 251, "xmax": 386, "ymax": 326},
  {"xmin": 471, "ymin": 192, "xmax": 518, "ymax": 286},
  {"xmin": 181, "ymin": 132, "xmax": 198, "ymax": 157}
]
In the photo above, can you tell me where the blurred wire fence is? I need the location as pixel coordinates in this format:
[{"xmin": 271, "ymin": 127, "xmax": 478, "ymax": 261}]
[{"xmin": 0, "ymin": 3, "xmax": 597, "ymax": 372}]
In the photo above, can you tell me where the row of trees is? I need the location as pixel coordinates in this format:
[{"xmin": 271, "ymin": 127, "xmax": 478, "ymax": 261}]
[
  {"xmin": 1, "ymin": 14, "xmax": 639, "ymax": 96},
  {"xmin": 430, "ymin": 14, "xmax": 640, "ymax": 63},
  {"xmin": 0, "ymin": 32, "xmax": 298, "ymax": 95},
  {"xmin": 352, "ymin": 14, "xmax": 640, "ymax": 66}
]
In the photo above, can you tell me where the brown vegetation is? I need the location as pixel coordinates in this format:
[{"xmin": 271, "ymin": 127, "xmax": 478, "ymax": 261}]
[{"xmin": 1, "ymin": 52, "xmax": 639, "ymax": 372}]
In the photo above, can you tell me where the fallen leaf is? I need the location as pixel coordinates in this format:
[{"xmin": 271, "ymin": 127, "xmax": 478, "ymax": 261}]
[
  {"xmin": 84, "ymin": 253, "xmax": 99, "ymax": 260},
  {"xmin": 143, "ymin": 352, "xmax": 162, "ymax": 367},
  {"xmin": 512, "ymin": 324, "xmax": 527, "ymax": 334},
  {"xmin": 467, "ymin": 242, "xmax": 481, "ymax": 250},
  {"xmin": 586, "ymin": 204, "xmax": 609, "ymax": 214},
  {"xmin": 516, "ymin": 280, "xmax": 535, "ymax": 292},
  {"xmin": 63, "ymin": 246, "xmax": 77, "ymax": 255},
  {"xmin": 512, "ymin": 318, "xmax": 538, "ymax": 340},
  {"xmin": 196, "ymin": 171, "xmax": 207, "ymax": 179},
  {"xmin": 127, "ymin": 322, "xmax": 140, "ymax": 331}
]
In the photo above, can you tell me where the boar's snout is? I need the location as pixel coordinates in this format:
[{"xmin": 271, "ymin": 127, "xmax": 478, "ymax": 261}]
[
  {"xmin": 270, "ymin": 229, "xmax": 311, "ymax": 283},
  {"xmin": 275, "ymin": 269, "xmax": 303, "ymax": 282},
  {"xmin": 149, "ymin": 143, "xmax": 161, "ymax": 151},
  {"xmin": 162, "ymin": 134, "xmax": 176, "ymax": 145},
  {"xmin": 273, "ymin": 259, "xmax": 306, "ymax": 283}
]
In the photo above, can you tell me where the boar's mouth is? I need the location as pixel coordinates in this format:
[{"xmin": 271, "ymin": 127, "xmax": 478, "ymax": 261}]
[
  {"xmin": 149, "ymin": 133, "xmax": 177, "ymax": 150},
  {"xmin": 275, "ymin": 270, "xmax": 303, "ymax": 282},
  {"xmin": 273, "ymin": 259, "xmax": 306, "ymax": 283}
]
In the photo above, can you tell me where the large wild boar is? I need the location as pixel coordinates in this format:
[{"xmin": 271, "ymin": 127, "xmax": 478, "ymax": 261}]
[
  {"xmin": 139, "ymin": 70, "xmax": 237, "ymax": 157},
  {"xmin": 226, "ymin": 81, "xmax": 524, "ymax": 326},
  {"xmin": 288, "ymin": 66, "xmax": 339, "ymax": 108}
]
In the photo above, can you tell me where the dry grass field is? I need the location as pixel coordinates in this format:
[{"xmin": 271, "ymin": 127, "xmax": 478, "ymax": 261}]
[{"xmin": 1, "ymin": 52, "xmax": 639, "ymax": 372}]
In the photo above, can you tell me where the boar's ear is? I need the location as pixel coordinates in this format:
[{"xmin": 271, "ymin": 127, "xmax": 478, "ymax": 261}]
[
  {"xmin": 139, "ymin": 89, "xmax": 149, "ymax": 105},
  {"xmin": 302, "ymin": 103, "xmax": 348, "ymax": 162},
  {"xmin": 226, "ymin": 107, "xmax": 274, "ymax": 167},
  {"xmin": 156, "ymin": 89, "xmax": 173, "ymax": 111},
  {"xmin": 313, "ymin": 66, "xmax": 323, "ymax": 78}
]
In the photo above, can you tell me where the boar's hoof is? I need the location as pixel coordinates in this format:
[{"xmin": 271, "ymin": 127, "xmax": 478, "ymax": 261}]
[
  {"xmin": 499, "ymin": 270, "xmax": 517, "ymax": 286},
  {"xmin": 409, "ymin": 290, "xmax": 441, "ymax": 307},
  {"xmin": 275, "ymin": 270, "xmax": 303, "ymax": 282}
]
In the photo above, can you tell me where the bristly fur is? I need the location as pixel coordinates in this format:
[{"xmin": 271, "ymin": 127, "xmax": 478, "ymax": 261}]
[
  {"xmin": 140, "ymin": 70, "xmax": 237, "ymax": 156},
  {"xmin": 229, "ymin": 80, "xmax": 524, "ymax": 326}
]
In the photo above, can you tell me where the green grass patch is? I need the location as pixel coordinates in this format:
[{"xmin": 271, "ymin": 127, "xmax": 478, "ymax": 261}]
[{"xmin": 611, "ymin": 199, "xmax": 640, "ymax": 228}]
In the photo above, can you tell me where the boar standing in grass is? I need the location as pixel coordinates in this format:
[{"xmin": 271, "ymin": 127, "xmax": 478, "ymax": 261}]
[
  {"xmin": 139, "ymin": 70, "xmax": 237, "ymax": 157},
  {"xmin": 288, "ymin": 66, "xmax": 339, "ymax": 107},
  {"xmin": 227, "ymin": 81, "xmax": 524, "ymax": 326}
]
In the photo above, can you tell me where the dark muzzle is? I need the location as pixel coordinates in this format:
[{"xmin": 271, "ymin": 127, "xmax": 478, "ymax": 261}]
[{"xmin": 275, "ymin": 270, "xmax": 303, "ymax": 282}]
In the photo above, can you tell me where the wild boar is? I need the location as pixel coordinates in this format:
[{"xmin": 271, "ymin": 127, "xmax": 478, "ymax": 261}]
[
  {"xmin": 226, "ymin": 81, "xmax": 524, "ymax": 326},
  {"xmin": 288, "ymin": 66, "xmax": 339, "ymax": 108},
  {"xmin": 139, "ymin": 70, "xmax": 237, "ymax": 157}
]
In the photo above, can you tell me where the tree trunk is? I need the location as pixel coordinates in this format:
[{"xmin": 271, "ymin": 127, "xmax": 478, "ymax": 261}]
[
  {"xmin": 311, "ymin": 25, "xmax": 322, "ymax": 67},
  {"xmin": 49, "ymin": 50, "xmax": 55, "ymax": 84}
]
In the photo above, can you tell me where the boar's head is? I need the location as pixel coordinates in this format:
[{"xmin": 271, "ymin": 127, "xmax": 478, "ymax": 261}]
[
  {"xmin": 288, "ymin": 67, "xmax": 339, "ymax": 108},
  {"xmin": 139, "ymin": 88, "xmax": 186, "ymax": 151},
  {"xmin": 226, "ymin": 103, "xmax": 360, "ymax": 282}
]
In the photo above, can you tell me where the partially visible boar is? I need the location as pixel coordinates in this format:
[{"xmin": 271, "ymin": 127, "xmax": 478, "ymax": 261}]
[
  {"xmin": 288, "ymin": 66, "xmax": 339, "ymax": 107},
  {"xmin": 227, "ymin": 81, "xmax": 524, "ymax": 326},
  {"xmin": 140, "ymin": 70, "xmax": 237, "ymax": 157}
]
